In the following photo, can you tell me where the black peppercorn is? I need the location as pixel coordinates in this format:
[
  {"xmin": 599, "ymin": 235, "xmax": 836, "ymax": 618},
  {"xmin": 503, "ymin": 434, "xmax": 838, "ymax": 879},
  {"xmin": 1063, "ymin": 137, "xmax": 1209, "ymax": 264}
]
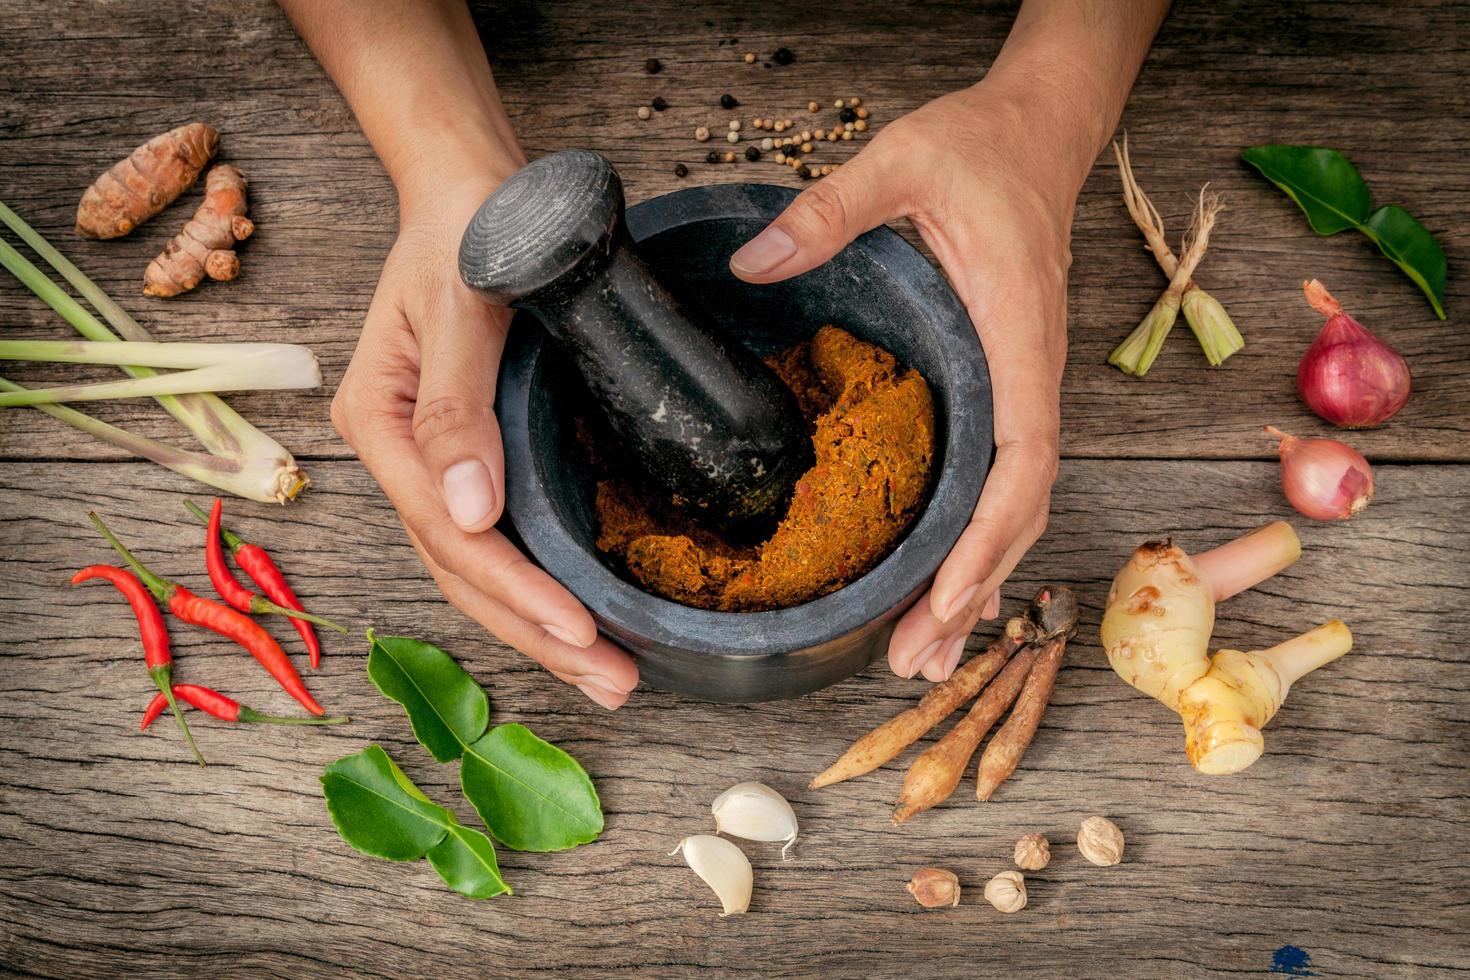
[
  {"xmin": 772, "ymin": 47, "xmax": 795, "ymax": 65},
  {"xmin": 839, "ymin": 106, "xmax": 857, "ymax": 124},
  {"xmin": 744, "ymin": 146, "xmax": 761, "ymax": 161},
  {"xmin": 800, "ymin": 165, "xmax": 816, "ymax": 180},
  {"xmin": 719, "ymin": 93, "xmax": 738, "ymax": 110},
  {"xmin": 705, "ymin": 151, "xmax": 721, "ymax": 164},
  {"xmin": 651, "ymin": 96, "xmax": 668, "ymax": 111},
  {"xmin": 645, "ymin": 58, "xmax": 661, "ymax": 74},
  {"xmin": 673, "ymin": 163, "xmax": 689, "ymax": 178}
]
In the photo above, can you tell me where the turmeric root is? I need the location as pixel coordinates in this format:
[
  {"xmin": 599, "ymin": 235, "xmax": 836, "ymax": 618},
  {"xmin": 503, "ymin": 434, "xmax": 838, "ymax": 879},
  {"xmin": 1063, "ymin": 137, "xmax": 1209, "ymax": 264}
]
[
  {"xmin": 76, "ymin": 123, "xmax": 218, "ymax": 239},
  {"xmin": 976, "ymin": 634, "xmax": 1067, "ymax": 801},
  {"xmin": 809, "ymin": 619, "xmax": 1030, "ymax": 789},
  {"xmin": 143, "ymin": 164, "xmax": 253, "ymax": 297},
  {"xmin": 892, "ymin": 646, "xmax": 1039, "ymax": 824}
]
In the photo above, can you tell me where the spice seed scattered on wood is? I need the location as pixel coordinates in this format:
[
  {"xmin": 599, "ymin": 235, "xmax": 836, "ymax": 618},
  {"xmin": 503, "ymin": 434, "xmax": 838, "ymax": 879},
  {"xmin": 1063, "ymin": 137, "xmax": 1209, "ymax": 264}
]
[
  {"xmin": 744, "ymin": 52, "xmax": 756, "ymax": 64},
  {"xmin": 695, "ymin": 126, "xmax": 710, "ymax": 142},
  {"xmin": 745, "ymin": 146, "xmax": 761, "ymax": 162},
  {"xmin": 637, "ymin": 106, "xmax": 652, "ymax": 120},
  {"xmin": 855, "ymin": 119, "xmax": 868, "ymax": 132},
  {"xmin": 724, "ymin": 151, "xmax": 736, "ymax": 163},
  {"xmin": 850, "ymin": 96, "xmax": 862, "ymax": 106},
  {"xmin": 673, "ymin": 163, "xmax": 688, "ymax": 178},
  {"xmin": 772, "ymin": 47, "xmax": 795, "ymax": 65},
  {"xmin": 726, "ymin": 131, "xmax": 739, "ymax": 143},
  {"xmin": 651, "ymin": 96, "xmax": 668, "ymax": 111},
  {"xmin": 856, "ymin": 106, "xmax": 869, "ymax": 119},
  {"xmin": 729, "ymin": 119, "xmax": 741, "ymax": 131},
  {"xmin": 706, "ymin": 151, "xmax": 720, "ymax": 164},
  {"xmin": 761, "ymin": 137, "xmax": 773, "ymax": 151},
  {"xmin": 720, "ymin": 93, "xmax": 738, "ymax": 110},
  {"xmin": 645, "ymin": 58, "xmax": 662, "ymax": 74},
  {"xmin": 833, "ymin": 99, "xmax": 844, "ymax": 108},
  {"xmin": 841, "ymin": 131, "xmax": 853, "ymax": 141},
  {"xmin": 839, "ymin": 106, "xmax": 857, "ymax": 123},
  {"xmin": 808, "ymin": 100, "xmax": 819, "ymax": 112},
  {"xmin": 801, "ymin": 142, "xmax": 813, "ymax": 153}
]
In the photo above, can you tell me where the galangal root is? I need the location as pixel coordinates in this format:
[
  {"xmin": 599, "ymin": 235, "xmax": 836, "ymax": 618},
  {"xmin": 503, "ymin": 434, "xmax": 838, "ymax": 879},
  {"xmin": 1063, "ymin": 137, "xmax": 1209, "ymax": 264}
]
[
  {"xmin": 1101, "ymin": 521, "xmax": 1353, "ymax": 775},
  {"xmin": 76, "ymin": 123, "xmax": 219, "ymax": 239},
  {"xmin": 812, "ymin": 585, "xmax": 1078, "ymax": 821},
  {"xmin": 144, "ymin": 164, "xmax": 254, "ymax": 297}
]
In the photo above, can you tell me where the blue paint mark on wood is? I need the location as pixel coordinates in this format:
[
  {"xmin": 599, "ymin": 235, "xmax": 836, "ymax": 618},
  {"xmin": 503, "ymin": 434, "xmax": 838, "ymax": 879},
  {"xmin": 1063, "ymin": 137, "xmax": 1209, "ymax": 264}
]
[{"xmin": 1270, "ymin": 945, "xmax": 1317, "ymax": 976}]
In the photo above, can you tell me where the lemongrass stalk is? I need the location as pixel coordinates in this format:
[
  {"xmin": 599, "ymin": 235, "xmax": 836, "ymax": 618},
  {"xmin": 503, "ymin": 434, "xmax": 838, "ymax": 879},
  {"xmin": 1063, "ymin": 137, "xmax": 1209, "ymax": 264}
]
[
  {"xmin": 0, "ymin": 201, "xmax": 297, "ymax": 465},
  {"xmin": 1109, "ymin": 292, "xmax": 1179, "ymax": 376},
  {"xmin": 1112, "ymin": 136, "xmax": 1245, "ymax": 367},
  {"xmin": 0, "ymin": 339, "xmax": 315, "ymax": 370},
  {"xmin": 0, "ymin": 377, "xmax": 305, "ymax": 503},
  {"xmin": 0, "ymin": 353, "xmax": 321, "ymax": 407}
]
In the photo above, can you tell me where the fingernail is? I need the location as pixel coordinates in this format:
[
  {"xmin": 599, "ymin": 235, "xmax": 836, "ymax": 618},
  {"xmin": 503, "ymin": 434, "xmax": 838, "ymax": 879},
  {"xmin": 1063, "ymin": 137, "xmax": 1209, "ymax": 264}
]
[
  {"xmin": 442, "ymin": 459, "xmax": 495, "ymax": 529},
  {"xmin": 941, "ymin": 635, "xmax": 967, "ymax": 678},
  {"xmin": 981, "ymin": 589, "xmax": 1001, "ymax": 621},
  {"xmin": 542, "ymin": 622, "xmax": 590, "ymax": 648},
  {"xmin": 730, "ymin": 226, "xmax": 796, "ymax": 276},
  {"xmin": 905, "ymin": 639, "xmax": 942, "ymax": 679},
  {"xmin": 940, "ymin": 583, "xmax": 981, "ymax": 623},
  {"xmin": 578, "ymin": 672, "xmax": 626, "ymax": 696},
  {"xmin": 576, "ymin": 683, "xmax": 622, "ymax": 710}
]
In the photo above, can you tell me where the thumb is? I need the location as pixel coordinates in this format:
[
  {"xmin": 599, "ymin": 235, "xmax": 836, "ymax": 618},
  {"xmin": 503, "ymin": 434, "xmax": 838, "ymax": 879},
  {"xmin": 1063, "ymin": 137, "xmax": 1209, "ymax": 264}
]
[
  {"xmin": 729, "ymin": 150, "xmax": 904, "ymax": 284},
  {"xmin": 411, "ymin": 288, "xmax": 511, "ymax": 534}
]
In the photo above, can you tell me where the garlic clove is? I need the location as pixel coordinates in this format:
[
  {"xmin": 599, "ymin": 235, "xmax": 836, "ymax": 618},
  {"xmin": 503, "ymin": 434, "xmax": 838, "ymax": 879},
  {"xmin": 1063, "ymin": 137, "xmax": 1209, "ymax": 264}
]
[
  {"xmin": 711, "ymin": 781, "xmax": 798, "ymax": 860},
  {"xmin": 671, "ymin": 835, "xmax": 753, "ymax": 916}
]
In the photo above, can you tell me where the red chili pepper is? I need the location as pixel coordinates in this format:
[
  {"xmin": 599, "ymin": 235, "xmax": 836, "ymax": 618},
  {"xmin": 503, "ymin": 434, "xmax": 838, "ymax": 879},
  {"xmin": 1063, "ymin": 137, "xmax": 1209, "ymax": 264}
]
[
  {"xmin": 71, "ymin": 564, "xmax": 205, "ymax": 766},
  {"xmin": 185, "ymin": 499, "xmax": 344, "ymax": 669},
  {"xmin": 141, "ymin": 683, "xmax": 349, "ymax": 729},
  {"xmin": 88, "ymin": 512, "xmax": 328, "ymax": 717}
]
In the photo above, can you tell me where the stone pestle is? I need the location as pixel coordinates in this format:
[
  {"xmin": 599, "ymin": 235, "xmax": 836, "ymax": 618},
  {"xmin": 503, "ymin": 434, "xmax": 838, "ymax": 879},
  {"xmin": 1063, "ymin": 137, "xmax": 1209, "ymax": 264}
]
[{"xmin": 458, "ymin": 150, "xmax": 812, "ymax": 533}]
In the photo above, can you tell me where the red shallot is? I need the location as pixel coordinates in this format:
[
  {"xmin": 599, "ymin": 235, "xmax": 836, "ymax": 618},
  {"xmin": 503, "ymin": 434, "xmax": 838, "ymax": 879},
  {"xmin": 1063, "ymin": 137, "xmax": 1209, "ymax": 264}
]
[
  {"xmin": 1265, "ymin": 425, "xmax": 1373, "ymax": 521},
  {"xmin": 1297, "ymin": 280, "xmax": 1411, "ymax": 428}
]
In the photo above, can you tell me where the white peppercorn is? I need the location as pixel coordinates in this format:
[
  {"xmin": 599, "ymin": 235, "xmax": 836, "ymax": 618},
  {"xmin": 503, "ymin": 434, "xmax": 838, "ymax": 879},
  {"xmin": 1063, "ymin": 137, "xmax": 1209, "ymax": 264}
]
[
  {"xmin": 1014, "ymin": 834, "xmax": 1051, "ymax": 871},
  {"xmin": 637, "ymin": 106, "xmax": 651, "ymax": 120}
]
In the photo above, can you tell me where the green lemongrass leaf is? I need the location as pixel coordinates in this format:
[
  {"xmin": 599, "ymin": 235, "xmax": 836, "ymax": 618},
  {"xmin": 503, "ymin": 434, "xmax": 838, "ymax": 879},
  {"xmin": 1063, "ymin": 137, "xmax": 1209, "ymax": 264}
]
[
  {"xmin": 1361, "ymin": 205, "xmax": 1448, "ymax": 319},
  {"xmin": 1241, "ymin": 145, "xmax": 1371, "ymax": 234},
  {"xmin": 0, "ymin": 200, "xmax": 300, "ymax": 464},
  {"xmin": 320, "ymin": 744, "xmax": 452, "ymax": 860},
  {"xmin": 426, "ymin": 819, "xmax": 513, "ymax": 899},
  {"xmin": 461, "ymin": 723, "xmax": 603, "ymax": 852},
  {"xmin": 367, "ymin": 632, "xmax": 489, "ymax": 762}
]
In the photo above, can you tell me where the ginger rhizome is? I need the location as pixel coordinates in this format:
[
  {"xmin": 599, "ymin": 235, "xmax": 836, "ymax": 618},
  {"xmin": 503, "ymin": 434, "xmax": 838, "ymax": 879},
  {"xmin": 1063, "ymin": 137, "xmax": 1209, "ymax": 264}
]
[
  {"xmin": 76, "ymin": 123, "xmax": 219, "ymax": 239},
  {"xmin": 1101, "ymin": 521, "xmax": 1352, "ymax": 775},
  {"xmin": 144, "ymin": 164, "xmax": 254, "ymax": 297}
]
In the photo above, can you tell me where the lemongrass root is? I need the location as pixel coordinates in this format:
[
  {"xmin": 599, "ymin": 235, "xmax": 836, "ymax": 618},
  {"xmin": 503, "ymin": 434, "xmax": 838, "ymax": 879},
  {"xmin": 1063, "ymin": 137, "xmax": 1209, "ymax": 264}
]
[
  {"xmin": 808, "ymin": 619, "xmax": 1032, "ymax": 789},
  {"xmin": 892, "ymin": 646, "xmax": 1039, "ymax": 824},
  {"xmin": 976, "ymin": 635, "xmax": 1067, "ymax": 801}
]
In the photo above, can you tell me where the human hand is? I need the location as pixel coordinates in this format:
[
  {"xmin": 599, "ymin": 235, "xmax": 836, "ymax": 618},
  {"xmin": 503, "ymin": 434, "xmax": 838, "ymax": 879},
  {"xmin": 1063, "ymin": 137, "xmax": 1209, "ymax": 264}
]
[
  {"xmin": 730, "ymin": 83, "xmax": 1081, "ymax": 683},
  {"xmin": 332, "ymin": 176, "xmax": 639, "ymax": 708}
]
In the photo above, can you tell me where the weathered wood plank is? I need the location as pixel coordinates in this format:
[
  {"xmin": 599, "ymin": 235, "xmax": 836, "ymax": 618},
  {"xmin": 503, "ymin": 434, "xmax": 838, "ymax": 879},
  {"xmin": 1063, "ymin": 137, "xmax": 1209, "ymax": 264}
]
[
  {"xmin": 1, "ymin": 458, "xmax": 1465, "ymax": 977},
  {"xmin": 0, "ymin": 0, "xmax": 1465, "ymax": 464}
]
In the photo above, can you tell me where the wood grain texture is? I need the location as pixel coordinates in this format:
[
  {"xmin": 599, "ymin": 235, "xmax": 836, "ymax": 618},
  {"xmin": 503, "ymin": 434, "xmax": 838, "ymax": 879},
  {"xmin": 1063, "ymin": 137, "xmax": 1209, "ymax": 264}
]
[{"xmin": 1, "ymin": 0, "xmax": 1468, "ymax": 977}]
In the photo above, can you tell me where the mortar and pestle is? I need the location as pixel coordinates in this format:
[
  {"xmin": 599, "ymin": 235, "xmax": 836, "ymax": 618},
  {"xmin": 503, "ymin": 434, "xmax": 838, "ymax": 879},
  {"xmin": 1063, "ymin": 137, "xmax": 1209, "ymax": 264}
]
[{"xmin": 460, "ymin": 151, "xmax": 991, "ymax": 702}]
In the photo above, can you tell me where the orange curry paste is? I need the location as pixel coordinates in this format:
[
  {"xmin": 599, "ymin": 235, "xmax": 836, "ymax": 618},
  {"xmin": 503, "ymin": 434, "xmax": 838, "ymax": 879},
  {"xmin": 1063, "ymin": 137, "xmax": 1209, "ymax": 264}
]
[{"xmin": 592, "ymin": 325, "xmax": 935, "ymax": 611}]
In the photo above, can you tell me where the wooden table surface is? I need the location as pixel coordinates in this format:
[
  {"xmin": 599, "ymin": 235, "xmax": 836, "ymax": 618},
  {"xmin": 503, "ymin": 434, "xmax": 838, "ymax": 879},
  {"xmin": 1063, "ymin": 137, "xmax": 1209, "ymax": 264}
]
[{"xmin": 2, "ymin": 1, "xmax": 1467, "ymax": 976}]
